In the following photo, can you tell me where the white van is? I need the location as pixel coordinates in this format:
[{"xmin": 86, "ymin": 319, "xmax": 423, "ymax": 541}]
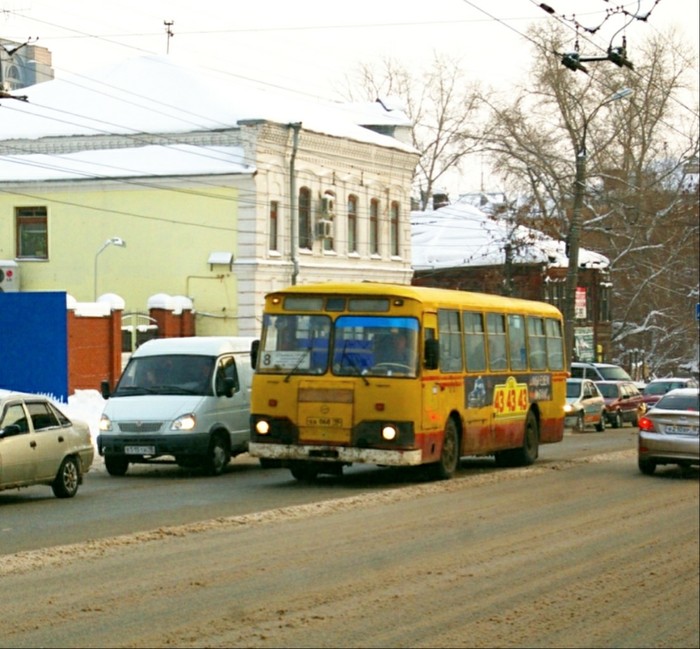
[{"xmin": 98, "ymin": 336, "xmax": 255, "ymax": 476}]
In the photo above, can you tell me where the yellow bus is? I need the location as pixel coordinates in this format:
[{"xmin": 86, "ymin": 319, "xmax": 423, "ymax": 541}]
[{"xmin": 249, "ymin": 282, "xmax": 566, "ymax": 481}]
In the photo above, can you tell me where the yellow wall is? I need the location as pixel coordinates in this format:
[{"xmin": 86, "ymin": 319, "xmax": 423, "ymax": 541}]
[{"xmin": 0, "ymin": 181, "xmax": 243, "ymax": 334}]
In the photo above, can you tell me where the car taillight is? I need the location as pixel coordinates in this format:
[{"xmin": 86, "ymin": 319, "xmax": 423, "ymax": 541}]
[{"xmin": 637, "ymin": 416, "xmax": 655, "ymax": 432}]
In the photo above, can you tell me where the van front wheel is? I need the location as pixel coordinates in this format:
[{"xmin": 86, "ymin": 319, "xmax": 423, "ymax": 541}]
[{"xmin": 204, "ymin": 433, "xmax": 230, "ymax": 476}]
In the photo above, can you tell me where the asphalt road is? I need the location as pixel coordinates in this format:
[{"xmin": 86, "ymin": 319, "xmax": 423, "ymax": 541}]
[
  {"xmin": 1, "ymin": 426, "xmax": 697, "ymax": 649},
  {"xmin": 1, "ymin": 426, "xmax": 638, "ymax": 555}
]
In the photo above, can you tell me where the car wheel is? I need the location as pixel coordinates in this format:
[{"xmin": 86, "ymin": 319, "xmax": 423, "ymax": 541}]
[
  {"xmin": 105, "ymin": 455, "xmax": 129, "ymax": 476},
  {"xmin": 575, "ymin": 412, "xmax": 585, "ymax": 432},
  {"xmin": 204, "ymin": 433, "xmax": 230, "ymax": 476},
  {"xmin": 595, "ymin": 410, "xmax": 606, "ymax": 432},
  {"xmin": 610, "ymin": 411, "xmax": 622, "ymax": 429},
  {"xmin": 429, "ymin": 417, "xmax": 460, "ymax": 479},
  {"xmin": 52, "ymin": 456, "xmax": 80, "ymax": 498},
  {"xmin": 638, "ymin": 457, "xmax": 656, "ymax": 475}
]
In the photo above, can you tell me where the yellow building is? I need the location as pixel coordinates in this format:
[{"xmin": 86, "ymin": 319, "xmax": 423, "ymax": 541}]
[{"xmin": 0, "ymin": 55, "xmax": 419, "ymax": 337}]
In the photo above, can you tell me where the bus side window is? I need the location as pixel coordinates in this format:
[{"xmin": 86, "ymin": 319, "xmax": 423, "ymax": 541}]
[
  {"xmin": 487, "ymin": 313, "xmax": 507, "ymax": 371},
  {"xmin": 527, "ymin": 317, "xmax": 547, "ymax": 370},
  {"xmin": 545, "ymin": 318, "xmax": 564, "ymax": 370},
  {"xmin": 437, "ymin": 309, "xmax": 463, "ymax": 372},
  {"xmin": 508, "ymin": 314, "xmax": 527, "ymax": 370},
  {"xmin": 463, "ymin": 311, "xmax": 486, "ymax": 372}
]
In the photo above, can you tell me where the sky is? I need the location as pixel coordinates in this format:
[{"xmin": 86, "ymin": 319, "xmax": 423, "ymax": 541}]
[
  {"xmin": 2, "ymin": 0, "xmax": 696, "ymax": 194},
  {"xmin": 2, "ymin": 0, "xmax": 697, "ymax": 101}
]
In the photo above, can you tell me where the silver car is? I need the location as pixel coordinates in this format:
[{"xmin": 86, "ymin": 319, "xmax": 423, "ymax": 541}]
[
  {"xmin": 565, "ymin": 378, "xmax": 606, "ymax": 432},
  {"xmin": 637, "ymin": 387, "xmax": 699, "ymax": 475},
  {"xmin": 0, "ymin": 392, "xmax": 94, "ymax": 497}
]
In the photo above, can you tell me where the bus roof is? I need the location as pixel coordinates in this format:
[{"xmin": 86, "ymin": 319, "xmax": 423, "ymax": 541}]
[{"xmin": 266, "ymin": 282, "xmax": 562, "ymax": 317}]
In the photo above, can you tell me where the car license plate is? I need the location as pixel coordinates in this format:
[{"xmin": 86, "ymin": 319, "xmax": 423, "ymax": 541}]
[
  {"xmin": 664, "ymin": 425, "xmax": 697, "ymax": 436},
  {"xmin": 124, "ymin": 445, "xmax": 156, "ymax": 455}
]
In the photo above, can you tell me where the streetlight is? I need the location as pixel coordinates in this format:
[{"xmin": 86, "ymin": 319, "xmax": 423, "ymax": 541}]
[
  {"xmin": 94, "ymin": 237, "xmax": 126, "ymax": 300},
  {"xmin": 563, "ymin": 87, "xmax": 632, "ymax": 368}
]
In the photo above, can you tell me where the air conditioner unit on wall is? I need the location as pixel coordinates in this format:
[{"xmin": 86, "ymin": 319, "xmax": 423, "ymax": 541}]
[
  {"xmin": 0, "ymin": 260, "xmax": 19, "ymax": 292},
  {"xmin": 321, "ymin": 194, "xmax": 335, "ymax": 217},
  {"xmin": 315, "ymin": 219, "xmax": 333, "ymax": 239}
]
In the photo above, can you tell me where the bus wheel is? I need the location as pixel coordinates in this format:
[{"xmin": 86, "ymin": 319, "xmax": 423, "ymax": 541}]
[
  {"xmin": 430, "ymin": 417, "xmax": 459, "ymax": 480},
  {"xmin": 290, "ymin": 462, "xmax": 319, "ymax": 482},
  {"xmin": 496, "ymin": 411, "xmax": 539, "ymax": 467}
]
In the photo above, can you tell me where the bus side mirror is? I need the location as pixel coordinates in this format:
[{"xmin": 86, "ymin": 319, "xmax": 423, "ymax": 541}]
[
  {"xmin": 251, "ymin": 340, "xmax": 260, "ymax": 370},
  {"xmin": 424, "ymin": 339, "xmax": 439, "ymax": 370}
]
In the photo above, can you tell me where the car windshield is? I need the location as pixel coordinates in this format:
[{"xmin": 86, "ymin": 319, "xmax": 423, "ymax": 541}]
[
  {"xmin": 655, "ymin": 393, "xmax": 699, "ymax": 411},
  {"xmin": 598, "ymin": 366, "xmax": 632, "ymax": 381},
  {"xmin": 645, "ymin": 381, "xmax": 684, "ymax": 395},
  {"xmin": 596, "ymin": 383, "xmax": 618, "ymax": 398}
]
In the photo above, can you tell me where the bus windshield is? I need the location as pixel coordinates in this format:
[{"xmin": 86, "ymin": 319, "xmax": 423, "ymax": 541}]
[
  {"xmin": 333, "ymin": 315, "xmax": 419, "ymax": 377},
  {"xmin": 256, "ymin": 313, "xmax": 419, "ymax": 377}
]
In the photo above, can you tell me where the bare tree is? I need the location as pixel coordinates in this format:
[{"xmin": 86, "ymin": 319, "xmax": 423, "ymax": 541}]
[
  {"xmin": 341, "ymin": 52, "xmax": 486, "ymax": 209},
  {"xmin": 483, "ymin": 23, "xmax": 699, "ymax": 376}
]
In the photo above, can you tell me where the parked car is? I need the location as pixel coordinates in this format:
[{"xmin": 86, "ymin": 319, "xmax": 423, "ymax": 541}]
[
  {"xmin": 641, "ymin": 377, "xmax": 699, "ymax": 410},
  {"xmin": 570, "ymin": 361, "xmax": 632, "ymax": 382},
  {"xmin": 596, "ymin": 380, "xmax": 646, "ymax": 428},
  {"xmin": 565, "ymin": 379, "xmax": 606, "ymax": 432},
  {"xmin": 98, "ymin": 336, "xmax": 255, "ymax": 476},
  {"xmin": 0, "ymin": 392, "xmax": 94, "ymax": 498},
  {"xmin": 637, "ymin": 387, "xmax": 699, "ymax": 475}
]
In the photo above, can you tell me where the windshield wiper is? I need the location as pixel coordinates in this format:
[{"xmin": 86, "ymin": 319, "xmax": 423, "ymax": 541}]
[
  {"xmin": 284, "ymin": 347, "xmax": 311, "ymax": 382},
  {"xmin": 339, "ymin": 341, "xmax": 369, "ymax": 386}
]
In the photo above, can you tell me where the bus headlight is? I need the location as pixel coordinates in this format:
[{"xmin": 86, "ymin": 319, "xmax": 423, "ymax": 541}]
[
  {"xmin": 99, "ymin": 414, "xmax": 112, "ymax": 432},
  {"xmin": 381, "ymin": 424, "xmax": 398, "ymax": 441},
  {"xmin": 256, "ymin": 419, "xmax": 271, "ymax": 435},
  {"xmin": 172, "ymin": 413, "xmax": 196, "ymax": 431}
]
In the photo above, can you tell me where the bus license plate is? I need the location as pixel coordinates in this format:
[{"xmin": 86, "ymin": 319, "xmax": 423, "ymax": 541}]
[
  {"xmin": 124, "ymin": 445, "xmax": 155, "ymax": 455},
  {"xmin": 306, "ymin": 417, "xmax": 343, "ymax": 427}
]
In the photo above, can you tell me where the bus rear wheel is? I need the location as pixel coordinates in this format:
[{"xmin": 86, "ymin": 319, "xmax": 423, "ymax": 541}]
[
  {"xmin": 429, "ymin": 417, "xmax": 459, "ymax": 480},
  {"xmin": 495, "ymin": 410, "xmax": 539, "ymax": 467}
]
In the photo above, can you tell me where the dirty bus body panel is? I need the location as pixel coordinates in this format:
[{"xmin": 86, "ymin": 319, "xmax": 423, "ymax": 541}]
[{"xmin": 249, "ymin": 283, "xmax": 566, "ymax": 481}]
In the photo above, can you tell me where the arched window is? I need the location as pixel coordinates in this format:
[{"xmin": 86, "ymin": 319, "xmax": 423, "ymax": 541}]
[
  {"xmin": 390, "ymin": 201, "xmax": 400, "ymax": 256},
  {"xmin": 369, "ymin": 198, "xmax": 380, "ymax": 255},
  {"xmin": 298, "ymin": 187, "xmax": 312, "ymax": 249},
  {"xmin": 347, "ymin": 195, "xmax": 358, "ymax": 253}
]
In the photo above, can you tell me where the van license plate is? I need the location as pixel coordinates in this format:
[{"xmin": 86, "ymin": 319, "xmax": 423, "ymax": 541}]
[{"xmin": 124, "ymin": 445, "xmax": 155, "ymax": 455}]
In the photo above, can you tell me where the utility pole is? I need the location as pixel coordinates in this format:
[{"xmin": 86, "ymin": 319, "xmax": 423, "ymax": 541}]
[
  {"xmin": 563, "ymin": 88, "xmax": 632, "ymax": 369},
  {"xmin": 164, "ymin": 21, "xmax": 174, "ymax": 54}
]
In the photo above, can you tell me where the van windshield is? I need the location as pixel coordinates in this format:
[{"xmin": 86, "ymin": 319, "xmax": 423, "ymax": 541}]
[{"xmin": 113, "ymin": 355, "xmax": 215, "ymax": 396}]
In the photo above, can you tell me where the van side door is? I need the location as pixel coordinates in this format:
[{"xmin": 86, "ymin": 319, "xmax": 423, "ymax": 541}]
[{"xmin": 214, "ymin": 354, "xmax": 250, "ymax": 450}]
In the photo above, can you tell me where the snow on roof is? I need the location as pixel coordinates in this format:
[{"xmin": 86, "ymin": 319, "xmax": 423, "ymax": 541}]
[
  {"xmin": 0, "ymin": 54, "xmax": 416, "ymax": 154},
  {"xmin": 411, "ymin": 201, "xmax": 609, "ymax": 270},
  {"xmin": 0, "ymin": 144, "xmax": 251, "ymax": 182}
]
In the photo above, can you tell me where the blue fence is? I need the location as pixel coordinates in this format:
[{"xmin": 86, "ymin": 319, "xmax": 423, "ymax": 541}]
[{"xmin": 0, "ymin": 292, "xmax": 69, "ymax": 402}]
